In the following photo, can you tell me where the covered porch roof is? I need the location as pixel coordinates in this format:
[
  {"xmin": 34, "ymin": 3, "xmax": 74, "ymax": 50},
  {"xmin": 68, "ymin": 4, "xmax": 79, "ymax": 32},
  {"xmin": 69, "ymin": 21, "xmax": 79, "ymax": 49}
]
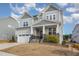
[{"xmin": 32, "ymin": 20, "xmax": 59, "ymax": 27}]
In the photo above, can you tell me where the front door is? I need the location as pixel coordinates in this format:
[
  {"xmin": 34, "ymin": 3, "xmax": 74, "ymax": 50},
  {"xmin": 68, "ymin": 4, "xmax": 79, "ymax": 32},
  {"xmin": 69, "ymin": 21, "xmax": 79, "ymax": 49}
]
[
  {"xmin": 36, "ymin": 28, "xmax": 43, "ymax": 39},
  {"xmin": 39, "ymin": 30, "xmax": 43, "ymax": 39}
]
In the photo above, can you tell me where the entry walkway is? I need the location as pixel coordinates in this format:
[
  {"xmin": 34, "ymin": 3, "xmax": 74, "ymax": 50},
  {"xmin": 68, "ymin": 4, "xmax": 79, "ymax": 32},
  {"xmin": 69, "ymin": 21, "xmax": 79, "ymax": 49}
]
[
  {"xmin": 0, "ymin": 51, "xmax": 16, "ymax": 56},
  {"xmin": 0, "ymin": 43, "xmax": 21, "ymax": 56}
]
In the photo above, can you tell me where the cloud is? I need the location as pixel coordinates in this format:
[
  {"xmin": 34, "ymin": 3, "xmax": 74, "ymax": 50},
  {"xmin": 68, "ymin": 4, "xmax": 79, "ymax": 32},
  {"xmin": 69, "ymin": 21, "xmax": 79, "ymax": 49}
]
[
  {"xmin": 36, "ymin": 8, "xmax": 44, "ymax": 12},
  {"xmin": 57, "ymin": 3, "xmax": 68, "ymax": 7},
  {"xmin": 71, "ymin": 13, "xmax": 79, "ymax": 20},
  {"xmin": 66, "ymin": 7, "xmax": 79, "ymax": 13},
  {"xmin": 11, "ymin": 12, "xmax": 20, "ymax": 19},
  {"xmin": 24, "ymin": 3, "xmax": 45, "ymax": 13},
  {"xmin": 63, "ymin": 13, "xmax": 79, "ymax": 24},
  {"xmin": 63, "ymin": 16, "xmax": 73, "ymax": 24},
  {"xmin": 24, "ymin": 3, "xmax": 36, "ymax": 10},
  {"xmin": 10, "ymin": 3, "xmax": 36, "ymax": 15},
  {"xmin": 73, "ymin": 4, "xmax": 79, "ymax": 7}
]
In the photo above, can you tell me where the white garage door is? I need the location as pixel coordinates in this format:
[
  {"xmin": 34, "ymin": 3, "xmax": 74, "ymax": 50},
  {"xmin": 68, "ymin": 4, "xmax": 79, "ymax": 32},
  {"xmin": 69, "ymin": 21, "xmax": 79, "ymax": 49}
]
[{"xmin": 17, "ymin": 34, "xmax": 30, "ymax": 43}]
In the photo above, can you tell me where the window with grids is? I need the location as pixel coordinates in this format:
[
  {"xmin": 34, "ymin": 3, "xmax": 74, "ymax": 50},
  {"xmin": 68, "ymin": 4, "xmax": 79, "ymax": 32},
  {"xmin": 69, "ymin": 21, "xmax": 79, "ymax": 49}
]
[
  {"xmin": 49, "ymin": 28, "xmax": 52, "ymax": 35},
  {"xmin": 47, "ymin": 14, "xmax": 55, "ymax": 20},
  {"xmin": 23, "ymin": 22, "xmax": 28, "ymax": 27},
  {"xmin": 53, "ymin": 15, "xmax": 55, "ymax": 20},
  {"xmin": 53, "ymin": 28, "xmax": 56, "ymax": 35},
  {"xmin": 47, "ymin": 16, "xmax": 49, "ymax": 20},
  {"xmin": 50, "ymin": 15, "xmax": 52, "ymax": 20}
]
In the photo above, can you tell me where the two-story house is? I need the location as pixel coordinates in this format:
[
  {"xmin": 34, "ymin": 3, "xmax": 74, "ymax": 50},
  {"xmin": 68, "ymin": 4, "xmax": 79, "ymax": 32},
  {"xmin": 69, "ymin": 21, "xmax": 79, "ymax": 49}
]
[
  {"xmin": 15, "ymin": 4, "xmax": 63, "ymax": 44},
  {"xmin": 72, "ymin": 24, "xmax": 79, "ymax": 43}
]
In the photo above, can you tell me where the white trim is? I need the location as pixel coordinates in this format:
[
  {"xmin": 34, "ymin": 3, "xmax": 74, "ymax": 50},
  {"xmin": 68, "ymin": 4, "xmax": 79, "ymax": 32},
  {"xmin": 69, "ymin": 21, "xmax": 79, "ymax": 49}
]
[
  {"xmin": 18, "ymin": 11, "xmax": 33, "ymax": 19},
  {"xmin": 32, "ymin": 20, "xmax": 58, "ymax": 26},
  {"xmin": 43, "ymin": 25, "xmax": 45, "ymax": 34},
  {"xmin": 32, "ymin": 23, "xmax": 57, "ymax": 27},
  {"xmin": 56, "ymin": 24, "xmax": 59, "ymax": 33},
  {"xmin": 31, "ymin": 26, "xmax": 33, "ymax": 34}
]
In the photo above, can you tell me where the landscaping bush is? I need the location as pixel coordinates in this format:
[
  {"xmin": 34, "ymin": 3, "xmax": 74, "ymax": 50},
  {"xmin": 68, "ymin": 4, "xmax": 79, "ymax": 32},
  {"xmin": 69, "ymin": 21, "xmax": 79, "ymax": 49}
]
[
  {"xmin": 44, "ymin": 35, "xmax": 59, "ymax": 43},
  {"xmin": 9, "ymin": 35, "xmax": 16, "ymax": 42},
  {"xmin": 62, "ymin": 40, "xmax": 69, "ymax": 45},
  {"xmin": 72, "ymin": 44, "xmax": 79, "ymax": 50}
]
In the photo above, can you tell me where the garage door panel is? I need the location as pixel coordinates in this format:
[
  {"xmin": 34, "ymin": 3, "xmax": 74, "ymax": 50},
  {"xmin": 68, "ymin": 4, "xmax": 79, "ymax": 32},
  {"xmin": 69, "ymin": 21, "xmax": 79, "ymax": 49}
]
[{"xmin": 17, "ymin": 36, "xmax": 30, "ymax": 43}]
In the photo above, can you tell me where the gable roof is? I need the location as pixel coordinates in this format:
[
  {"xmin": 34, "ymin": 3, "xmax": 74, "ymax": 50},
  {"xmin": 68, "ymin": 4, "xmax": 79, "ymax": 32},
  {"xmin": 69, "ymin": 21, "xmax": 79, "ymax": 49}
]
[
  {"xmin": 37, "ymin": 4, "xmax": 61, "ymax": 17},
  {"xmin": 19, "ymin": 11, "xmax": 33, "ymax": 19},
  {"xmin": 42, "ymin": 4, "xmax": 60, "ymax": 13},
  {"xmin": 0, "ymin": 16, "xmax": 17, "ymax": 21}
]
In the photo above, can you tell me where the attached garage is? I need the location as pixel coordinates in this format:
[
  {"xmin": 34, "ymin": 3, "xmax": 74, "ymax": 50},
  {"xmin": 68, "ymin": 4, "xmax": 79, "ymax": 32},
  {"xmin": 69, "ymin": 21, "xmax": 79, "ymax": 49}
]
[{"xmin": 15, "ymin": 27, "xmax": 31, "ymax": 43}]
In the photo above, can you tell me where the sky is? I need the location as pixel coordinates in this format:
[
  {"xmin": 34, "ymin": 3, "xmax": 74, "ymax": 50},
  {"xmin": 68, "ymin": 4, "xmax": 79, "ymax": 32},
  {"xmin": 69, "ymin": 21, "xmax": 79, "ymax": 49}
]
[{"xmin": 0, "ymin": 3, "xmax": 79, "ymax": 34}]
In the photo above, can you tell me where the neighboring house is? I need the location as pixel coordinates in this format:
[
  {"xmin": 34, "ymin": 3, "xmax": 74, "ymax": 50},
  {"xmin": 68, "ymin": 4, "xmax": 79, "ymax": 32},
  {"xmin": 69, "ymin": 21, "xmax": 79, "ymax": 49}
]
[
  {"xmin": 0, "ymin": 4, "xmax": 63, "ymax": 44},
  {"xmin": 0, "ymin": 16, "xmax": 18, "ymax": 40},
  {"xmin": 72, "ymin": 24, "xmax": 79, "ymax": 43}
]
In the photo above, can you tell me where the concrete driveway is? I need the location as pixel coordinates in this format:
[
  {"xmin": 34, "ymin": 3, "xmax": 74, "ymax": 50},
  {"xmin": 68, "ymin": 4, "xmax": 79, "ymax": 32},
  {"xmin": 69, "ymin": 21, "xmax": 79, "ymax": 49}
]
[{"xmin": 0, "ymin": 43, "xmax": 21, "ymax": 56}]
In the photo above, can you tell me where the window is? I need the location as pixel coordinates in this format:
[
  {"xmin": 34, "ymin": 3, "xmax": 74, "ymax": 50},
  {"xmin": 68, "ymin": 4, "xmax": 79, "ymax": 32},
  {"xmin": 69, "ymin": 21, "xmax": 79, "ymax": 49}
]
[
  {"xmin": 46, "ymin": 14, "xmax": 55, "ymax": 20},
  {"xmin": 23, "ymin": 22, "xmax": 28, "ymax": 27},
  {"xmin": 53, "ymin": 15, "xmax": 55, "ymax": 20},
  {"xmin": 53, "ymin": 28, "xmax": 56, "ymax": 35},
  {"xmin": 47, "ymin": 16, "xmax": 48, "ymax": 20},
  {"xmin": 19, "ymin": 34, "xmax": 30, "ymax": 37},
  {"xmin": 49, "ymin": 28, "xmax": 52, "ymax": 35},
  {"xmin": 50, "ymin": 15, "xmax": 52, "ymax": 20}
]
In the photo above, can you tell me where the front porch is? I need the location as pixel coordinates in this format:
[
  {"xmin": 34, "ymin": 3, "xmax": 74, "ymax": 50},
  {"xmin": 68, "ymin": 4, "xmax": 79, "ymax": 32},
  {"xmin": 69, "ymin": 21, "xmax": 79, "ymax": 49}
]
[
  {"xmin": 30, "ymin": 25, "xmax": 60, "ymax": 43},
  {"xmin": 32, "ymin": 25, "xmax": 57, "ymax": 36},
  {"xmin": 30, "ymin": 20, "xmax": 63, "ymax": 44}
]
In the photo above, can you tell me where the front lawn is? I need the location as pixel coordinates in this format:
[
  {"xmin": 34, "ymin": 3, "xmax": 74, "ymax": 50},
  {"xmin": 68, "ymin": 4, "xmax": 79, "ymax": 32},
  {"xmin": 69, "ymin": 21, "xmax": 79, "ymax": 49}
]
[{"xmin": 1, "ymin": 43, "xmax": 79, "ymax": 56}]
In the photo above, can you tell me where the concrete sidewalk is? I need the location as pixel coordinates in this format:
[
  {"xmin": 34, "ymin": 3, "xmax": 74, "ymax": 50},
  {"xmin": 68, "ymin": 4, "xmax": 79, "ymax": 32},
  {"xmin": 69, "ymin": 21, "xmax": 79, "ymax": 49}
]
[
  {"xmin": 0, "ymin": 51, "xmax": 16, "ymax": 56},
  {"xmin": 0, "ymin": 43, "xmax": 21, "ymax": 56},
  {"xmin": 0, "ymin": 43, "xmax": 20, "ymax": 50}
]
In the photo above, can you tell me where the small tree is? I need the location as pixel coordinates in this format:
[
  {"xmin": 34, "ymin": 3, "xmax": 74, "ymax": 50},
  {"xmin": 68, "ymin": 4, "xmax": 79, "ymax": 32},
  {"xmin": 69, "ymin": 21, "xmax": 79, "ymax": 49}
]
[{"xmin": 63, "ymin": 34, "xmax": 72, "ymax": 40}]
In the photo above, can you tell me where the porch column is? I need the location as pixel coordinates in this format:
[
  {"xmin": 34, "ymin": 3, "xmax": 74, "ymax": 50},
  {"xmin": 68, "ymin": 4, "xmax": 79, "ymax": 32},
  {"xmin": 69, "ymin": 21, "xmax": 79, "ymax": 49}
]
[
  {"xmin": 31, "ymin": 26, "xmax": 33, "ymax": 35},
  {"xmin": 56, "ymin": 24, "xmax": 59, "ymax": 34},
  {"xmin": 43, "ymin": 25, "xmax": 45, "ymax": 34},
  {"xmin": 59, "ymin": 24, "xmax": 63, "ymax": 44},
  {"xmin": 41, "ymin": 25, "xmax": 45, "ymax": 43},
  {"xmin": 59, "ymin": 11, "xmax": 63, "ymax": 44}
]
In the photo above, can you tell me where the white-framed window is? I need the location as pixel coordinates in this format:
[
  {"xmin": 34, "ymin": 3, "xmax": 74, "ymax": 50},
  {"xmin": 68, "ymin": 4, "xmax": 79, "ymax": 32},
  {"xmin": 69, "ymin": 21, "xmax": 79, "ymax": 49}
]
[
  {"xmin": 53, "ymin": 15, "xmax": 55, "ymax": 20},
  {"xmin": 47, "ymin": 16, "xmax": 49, "ymax": 20},
  {"xmin": 53, "ymin": 28, "xmax": 56, "ymax": 35},
  {"xmin": 49, "ymin": 28, "xmax": 52, "ymax": 35},
  {"xmin": 50, "ymin": 15, "xmax": 52, "ymax": 20},
  {"xmin": 23, "ymin": 22, "xmax": 28, "ymax": 27},
  {"xmin": 46, "ymin": 14, "xmax": 55, "ymax": 20}
]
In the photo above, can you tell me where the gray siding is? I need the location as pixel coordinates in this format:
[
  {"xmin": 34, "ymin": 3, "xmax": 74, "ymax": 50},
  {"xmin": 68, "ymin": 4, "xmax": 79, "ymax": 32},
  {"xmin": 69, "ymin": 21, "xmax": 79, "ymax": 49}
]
[{"xmin": 0, "ymin": 17, "xmax": 18, "ymax": 40}]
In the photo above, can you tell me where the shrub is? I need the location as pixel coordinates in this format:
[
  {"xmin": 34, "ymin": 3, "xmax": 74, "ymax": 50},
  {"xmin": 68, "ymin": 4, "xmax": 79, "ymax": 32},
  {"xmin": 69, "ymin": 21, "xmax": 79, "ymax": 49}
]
[
  {"xmin": 44, "ymin": 35, "xmax": 59, "ymax": 43},
  {"xmin": 62, "ymin": 40, "xmax": 69, "ymax": 45},
  {"xmin": 9, "ymin": 35, "xmax": 16, "ymax": 42},
  {"xmin": 72, "ymin": 44, "xmax": 79, "ymax": 50}
]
